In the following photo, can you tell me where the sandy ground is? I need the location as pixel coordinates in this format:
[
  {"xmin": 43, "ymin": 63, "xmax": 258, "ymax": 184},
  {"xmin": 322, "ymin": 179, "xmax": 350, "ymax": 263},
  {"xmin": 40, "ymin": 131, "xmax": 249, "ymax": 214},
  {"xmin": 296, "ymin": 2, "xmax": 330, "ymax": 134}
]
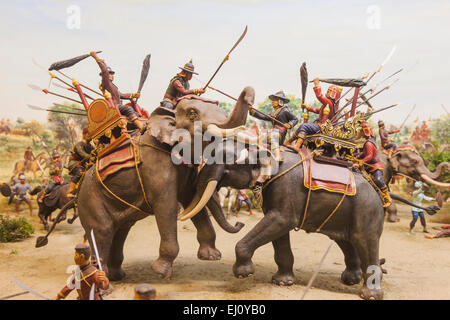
[{"xmin": 1, "ymin": 203, "xmax": 449, "ymax": 300}]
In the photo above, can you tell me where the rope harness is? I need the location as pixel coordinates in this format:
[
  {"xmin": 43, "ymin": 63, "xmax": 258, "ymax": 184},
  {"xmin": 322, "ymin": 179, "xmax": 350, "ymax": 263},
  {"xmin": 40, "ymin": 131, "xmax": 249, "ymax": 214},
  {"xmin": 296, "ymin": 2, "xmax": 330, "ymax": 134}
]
[{"xmin": 93, "ymin": 135, "xmax": 172, "ymax": 215}]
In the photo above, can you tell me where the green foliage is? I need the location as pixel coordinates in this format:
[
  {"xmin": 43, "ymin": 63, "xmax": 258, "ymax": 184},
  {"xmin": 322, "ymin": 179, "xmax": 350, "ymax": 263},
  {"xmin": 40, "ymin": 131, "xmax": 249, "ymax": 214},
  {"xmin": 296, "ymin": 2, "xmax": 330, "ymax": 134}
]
[
  {"xmin": 0, "ymin": 215, "xmax": 35, "ymax": 243},
  {"xmin": 421, "ymin": 148, "xmax": 450, "ymax": 198},
  {"xmin": 431, "ymin": 115, "xmax": 450, "ymax": 145}
]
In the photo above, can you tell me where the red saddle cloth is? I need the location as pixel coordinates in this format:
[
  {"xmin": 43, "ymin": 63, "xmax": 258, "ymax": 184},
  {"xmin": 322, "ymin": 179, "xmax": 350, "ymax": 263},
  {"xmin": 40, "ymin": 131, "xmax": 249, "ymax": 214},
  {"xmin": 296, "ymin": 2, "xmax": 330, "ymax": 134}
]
[
  {"xmin": 97, "ymin": 140, "xmax": 140, "ymax": 180},
  {"xmin": 300, "ymin": 148, "xmax": 356, "ymax": 196}
]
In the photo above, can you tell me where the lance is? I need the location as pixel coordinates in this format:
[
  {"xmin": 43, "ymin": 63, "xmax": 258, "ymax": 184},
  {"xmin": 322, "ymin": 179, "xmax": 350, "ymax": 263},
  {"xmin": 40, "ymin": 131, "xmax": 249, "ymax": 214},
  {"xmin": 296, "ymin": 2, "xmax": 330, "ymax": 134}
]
[
  {"xmin": 202, "ymin": 25, "xmax": 248, "ymax": 91},
  {"xmin": 28, "ymin": 84, "xmax": 83, "ymax": 104},
  {"xmin": 206, "ymin": 84, "xmax": 286, "ymax": 127},
  {"xmin": 53, "ymin": 102, "xmax": 86, "ymax": 112},
  {"xmin": 334, "ymin": 78, "xmax": 399, "ymax": 122},
  {"xmin": 393, "ymin": 104, "xmax": 416, "ymax": 139},
  {"xmin": 51, "ymin": 77, "xmax": 95, "ymax": 101},
  {"xmin": 332, "ymin": 45, "xmax": 397, "ymax": 117},
  {"xmin": 335, "ymin": 103, "xmax": 398, "ymax": 126},
  {"xmin": 90, "ymin": 229, "xmax": 103, "ymax": 271},
  {"xmin": 0, "ymin": 291, "xmax": 29, "ymax": 300},
  {"xmin": 27, "ymin": 104, "xmax": 86, "ymax": 117}
]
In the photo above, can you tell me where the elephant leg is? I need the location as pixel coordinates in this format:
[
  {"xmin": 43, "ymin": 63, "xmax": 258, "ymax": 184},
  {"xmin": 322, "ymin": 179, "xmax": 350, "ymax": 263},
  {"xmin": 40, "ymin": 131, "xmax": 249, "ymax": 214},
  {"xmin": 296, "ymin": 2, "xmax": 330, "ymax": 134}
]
[
  {"xmin": 271, "ymin": 233, "xmax": 295, "ymax": 286},
  {"xmin": 108, "ymin": 221, "xmax": 135, "ymax": 281},
  {"xmin": 151, "ymin": 198, "xmax": 179, "ymax": 280},
  {"xmin": 190, "ymin": 208, "xmax": 222, "ymax": 261},
  {"xmin": 335, "ymin": 240, "xmax": 362, "ymax": 285},
  {"xmin": 352, "ymin": 236, "xmax": 384, "ymax": 300},
  {"xmin": 233, "ymin": 209, "xmax": 293, "ymax": 279},
  {"xmin": 386, "ymin": 202, "xmax": 400, "ymax": 223}
]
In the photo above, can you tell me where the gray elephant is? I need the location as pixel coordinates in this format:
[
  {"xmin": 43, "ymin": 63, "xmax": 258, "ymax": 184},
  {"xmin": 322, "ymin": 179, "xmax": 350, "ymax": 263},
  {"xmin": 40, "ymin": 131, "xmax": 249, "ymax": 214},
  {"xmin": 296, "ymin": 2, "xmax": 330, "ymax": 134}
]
[
  {"xmin": 379, "ymin": 147, "xmax": 449, "ymax": 222},
  {"xmin": 180, "ymin": 139, "xmax": 386, "ymax": 300},
  {"xmin": 77, "ymin": 88, "xmax": 254, "ymax": 281}
]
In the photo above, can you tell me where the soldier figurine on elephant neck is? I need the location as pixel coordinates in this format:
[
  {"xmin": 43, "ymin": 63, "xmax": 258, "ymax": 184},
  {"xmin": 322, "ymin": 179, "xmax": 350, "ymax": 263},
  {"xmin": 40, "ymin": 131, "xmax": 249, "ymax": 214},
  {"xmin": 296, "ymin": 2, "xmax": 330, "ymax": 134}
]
[
  {"xmin": 160, "ymin": 59, "xmax": 206, "ymax": 109},
  {"xmin": 378, "ymin": 120, "xmax": 399, "ymax": 150}
]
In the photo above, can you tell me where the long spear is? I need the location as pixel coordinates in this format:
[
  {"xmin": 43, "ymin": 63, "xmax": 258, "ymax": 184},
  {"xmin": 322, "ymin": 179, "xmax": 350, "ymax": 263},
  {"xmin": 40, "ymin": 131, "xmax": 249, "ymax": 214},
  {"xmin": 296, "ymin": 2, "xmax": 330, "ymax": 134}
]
[
  {"xmin": 393, "ymin": 104, "xmax": 416, "ymax": 139},
  {"xmin": 27, "ymin": 104, "xmax": 86, "ymax": 116},
  {"xmin": 28, "ymin": 84, "xmax": 83, "ymax": 104},
  {"xmin": 202, "ymin": 26, "xmax": 248, "ymax": 91}
]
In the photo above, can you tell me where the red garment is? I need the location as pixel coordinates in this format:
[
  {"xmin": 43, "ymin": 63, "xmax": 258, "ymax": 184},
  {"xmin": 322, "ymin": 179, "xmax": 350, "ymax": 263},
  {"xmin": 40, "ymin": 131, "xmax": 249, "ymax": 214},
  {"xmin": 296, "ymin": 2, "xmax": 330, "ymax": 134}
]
[
  {"xmin": 358, "ymin": 140, "xmax": 384, "ymax": 172},
  {"xmin": 52, "ymin": 176, "xmax": 62, "ymax": 184},
  {"xmin": 304, "ymin": 86, "xmax": 336, "ymax": 124}
]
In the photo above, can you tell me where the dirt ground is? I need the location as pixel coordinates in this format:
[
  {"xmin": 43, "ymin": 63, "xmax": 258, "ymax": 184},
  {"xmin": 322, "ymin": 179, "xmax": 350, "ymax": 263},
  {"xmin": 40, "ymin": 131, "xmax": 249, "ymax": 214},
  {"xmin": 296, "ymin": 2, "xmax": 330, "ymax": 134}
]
[{"xmin": 1, "ymin": 203, "xmax": 449, "ymax": 300}]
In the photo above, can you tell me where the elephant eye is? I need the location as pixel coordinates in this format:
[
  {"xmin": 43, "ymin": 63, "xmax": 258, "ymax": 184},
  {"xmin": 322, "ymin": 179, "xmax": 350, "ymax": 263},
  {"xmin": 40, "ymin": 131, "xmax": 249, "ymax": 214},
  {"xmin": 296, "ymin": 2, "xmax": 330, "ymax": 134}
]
[{"xmin": 188, "ymin": 109, "xmax": 199, "ymax": 121}]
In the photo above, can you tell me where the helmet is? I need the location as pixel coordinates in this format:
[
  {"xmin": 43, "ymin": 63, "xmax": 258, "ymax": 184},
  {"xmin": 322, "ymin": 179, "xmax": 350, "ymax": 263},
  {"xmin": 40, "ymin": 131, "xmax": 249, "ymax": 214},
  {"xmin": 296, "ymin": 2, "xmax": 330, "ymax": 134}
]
[
  {"xmin": 361, "ymin": 121, "xmax": 374, "ymax": 137},
  {"xmin": 179, "ymin": 59, "xmax": 198, "ymax": 75},
  {"xmin": 378, "ymin": 120, "xmax": 385, "ymax": 128},
  {"xmin": 326, "ymin": 85, "xmax": 342, "ymax": 100},
  {"xmin": 269, "ymin": 90, "xmax": 290, "ymax": 105},
  {"xmin": 99, "ymin": 67, "xmax": 115, "ymax": 76},
  {"xmin": 414, "ymin": 181, "xmax": 423, "ymax": 189}
]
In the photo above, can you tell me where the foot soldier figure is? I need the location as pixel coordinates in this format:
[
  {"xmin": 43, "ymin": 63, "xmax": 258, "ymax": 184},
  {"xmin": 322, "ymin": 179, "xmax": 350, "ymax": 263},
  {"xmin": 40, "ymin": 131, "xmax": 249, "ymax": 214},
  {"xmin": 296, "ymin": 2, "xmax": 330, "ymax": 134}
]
[
  {"xmin": 67, "ymin": 128, "xmax": 94, "ymax": 197},
  {"xmin": 160, "ymin": 59, "xmax": 205, "ymax": 109},
  {"xmin": 236, "ymin": 189, "xmax": 253, "ymax": 217},
  {"xmin": 409, "ymin": 181, "xmax": 434, "ymax": 233},
  {"xmin": 249, "ymin": 90, "xmax": 298, "ymax": 161},
  {"xmin": 352, "ymin": 121, "xmax": 392, "ymax": 208},
  {"xmin": 286, "ymin": 78, "xmax": 342, "ymax": 151},
  {"xmin": 89, "ymin": 51, "xmax": 145, "ymax": 132},
  {"xmin": 378, "ymin": 120, "xmax": 399, "ymax": 150},
  {"xmin": 38, "ymin": 151, "xmax": 63, "ymax": 203},
  {"xmin": 12, "ymin": 174, "xmax": 33, "ymax": 216},
  {"xmin": 23, "ymin": 146, "xmax": 35, "ymax": 171},
  {"xmin": 54, "ymin": 244, "xmax": 110, "ymax": 300},
  {"xmin": 133, "ymin": 283, "xmax": 156, "ymax": 300}
]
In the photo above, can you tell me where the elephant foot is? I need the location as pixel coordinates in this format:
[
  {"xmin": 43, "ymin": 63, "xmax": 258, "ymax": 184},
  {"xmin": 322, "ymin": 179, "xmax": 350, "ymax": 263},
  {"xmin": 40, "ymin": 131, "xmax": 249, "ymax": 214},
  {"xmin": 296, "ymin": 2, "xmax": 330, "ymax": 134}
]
[
  {"xmin": 151, "ymin": 258, "xmax": 173, "ymax": 280},
  {"xmin": 387, "ymin": 213, "xmax": 400, "ymax": 223},
  {"xmin": 272, "ymin": 271, "xmax": 295, "ymax": 286},
  {"xmin": 341, "ymin": 268, "xmax": 363, "ymax": 286},
  {"xmin": 108, "ymin": 267, "xmax": 126, "ymax": 281},
  {"xmin": 233, "ymin": 261, "xmax": 255, "ymax": 279},
  {"xmin": 198, "ymin": 246, "xmax": 222, "ymax": 261},
  {"xmin": 360, "ymin": 286, "xmax": 384, "ymax": 300}
]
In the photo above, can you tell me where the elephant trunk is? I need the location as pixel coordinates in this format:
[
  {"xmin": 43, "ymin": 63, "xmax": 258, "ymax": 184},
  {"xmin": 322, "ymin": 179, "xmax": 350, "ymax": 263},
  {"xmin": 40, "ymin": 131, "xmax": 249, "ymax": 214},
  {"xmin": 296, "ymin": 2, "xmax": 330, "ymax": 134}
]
[
  {"xmin": 420, "ymin": 174, "xmax": 450, "ymax": 189},
  {"xmin": 423, "ymin": 162, "xmax": 450, "ymax": 180},
  {"xmin": 216, "ymin": 87, "xmax": 254, "ymax": 129},
  {"xmin": 207, "ymin": 193, "xmax": 244, "ymax": 233}
]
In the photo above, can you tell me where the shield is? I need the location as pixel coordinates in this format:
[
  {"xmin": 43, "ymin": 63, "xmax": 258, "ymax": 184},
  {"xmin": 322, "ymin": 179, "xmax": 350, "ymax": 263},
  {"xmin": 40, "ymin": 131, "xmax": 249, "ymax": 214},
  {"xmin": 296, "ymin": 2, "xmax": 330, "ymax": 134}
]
[{"xmin": 1, "ymin": 183, "xmax": 11, "ymax": 197}]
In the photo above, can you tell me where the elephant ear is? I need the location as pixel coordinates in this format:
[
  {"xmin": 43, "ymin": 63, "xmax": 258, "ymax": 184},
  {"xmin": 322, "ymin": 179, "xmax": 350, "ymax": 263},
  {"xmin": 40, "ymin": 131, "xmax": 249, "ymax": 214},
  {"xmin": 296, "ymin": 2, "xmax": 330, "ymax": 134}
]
[{"xmin": 147, "ymin": 113, "xmax": 176, "ymax": 146}]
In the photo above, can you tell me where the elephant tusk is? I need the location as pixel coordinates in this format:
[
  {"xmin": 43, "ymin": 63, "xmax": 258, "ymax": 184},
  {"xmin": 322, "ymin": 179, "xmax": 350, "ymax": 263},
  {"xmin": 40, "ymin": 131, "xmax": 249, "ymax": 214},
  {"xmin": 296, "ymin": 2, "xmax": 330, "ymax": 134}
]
[
  {"xmin": 206, "ymin": 124, "xmax": 246, "ymax": 138},
  {"xmin": 178, "ymin": 180, "xmax": 218, "ymax": 221},
  {"xmin": 420, "ymin": 174, "xmax": 450, "ymax": 189}
]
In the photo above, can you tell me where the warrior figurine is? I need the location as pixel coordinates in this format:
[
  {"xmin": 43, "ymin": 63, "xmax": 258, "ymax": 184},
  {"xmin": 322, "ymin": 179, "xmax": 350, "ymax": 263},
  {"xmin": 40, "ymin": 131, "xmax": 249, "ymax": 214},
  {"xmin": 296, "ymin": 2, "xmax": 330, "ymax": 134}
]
[
  {"xmin": 133, "ymin": 283, "xmax": 157, "ymax": 300},
  {"xmin": 160, "ymin": 59, "xmax": 205, "ymax": 109},
  {"xmin": 23, "ymin": 146, "xmax": 35, "ymax": 171},
  {"xmin": 12, "ymin": 174, "xmax": 33, "ymax": 216},
  {"xmin": 378, "ymin": 120, "xmax": 399, "ymax": 150},
  {"xmin": 353, "ymin": 121, "xmax": 392, "ymax": 208},
  {"xmin": 54, "ymin": 243, "xmax": 110, "ymax": 300},
  {"xmin": 89, "ymin": 52, "xmax": 145, "ymax": 132},
  {"xmin": 409, "ymin": 181, "xmax": 434, "ymax": 234},
  {"xmin": 249, "ymin": 90, "xmax": 298, "ymax": 161},
  {"xmin": 38, "ymin": 151, "xmax": 63, "ymax": 203},
  {"xmin": 67, "ymin": 128, "xmax": 94, "ymax": 197},
  {"xmin": 285, "ymin": 78, "xmax": 342, "ymax": 152}
]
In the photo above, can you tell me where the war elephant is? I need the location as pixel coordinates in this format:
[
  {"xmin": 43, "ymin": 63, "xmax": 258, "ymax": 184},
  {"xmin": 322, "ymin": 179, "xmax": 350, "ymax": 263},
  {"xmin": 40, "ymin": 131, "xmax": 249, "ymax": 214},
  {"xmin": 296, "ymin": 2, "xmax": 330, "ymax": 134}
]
[
  {"xmin": 77, "ymin": 88, "xmax": 254, "ymax": 281},
  {"xmin": 179, "ymin": 139, "xmax": 386, "ymax": 300},
  {"xmin": 379, "ymin": 147, "xmax": 449, "ymax": 222}
]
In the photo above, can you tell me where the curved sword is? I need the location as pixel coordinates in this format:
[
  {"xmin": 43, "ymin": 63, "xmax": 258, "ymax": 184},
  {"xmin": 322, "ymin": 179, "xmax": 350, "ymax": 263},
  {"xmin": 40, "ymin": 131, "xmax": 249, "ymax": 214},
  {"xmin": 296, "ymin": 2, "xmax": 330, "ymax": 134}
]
[{"xmin": 13, "ymin": 277, "xmax": 48, "ymax": 300}]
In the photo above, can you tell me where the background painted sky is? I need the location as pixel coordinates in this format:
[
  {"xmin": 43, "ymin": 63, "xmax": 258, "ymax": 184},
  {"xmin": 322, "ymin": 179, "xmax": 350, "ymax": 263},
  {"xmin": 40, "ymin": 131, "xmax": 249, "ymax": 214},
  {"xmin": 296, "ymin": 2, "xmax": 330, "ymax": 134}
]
[{"xmin": 1, "ymin": 0, "xmax": 449, "ymax": 125}]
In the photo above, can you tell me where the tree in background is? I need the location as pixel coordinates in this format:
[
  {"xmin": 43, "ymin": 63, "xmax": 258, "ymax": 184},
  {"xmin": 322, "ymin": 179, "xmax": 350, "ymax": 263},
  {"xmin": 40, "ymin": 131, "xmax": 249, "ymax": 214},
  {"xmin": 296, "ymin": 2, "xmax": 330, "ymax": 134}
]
[{"xmin": 47, "ymin": 103, "xmax": 88, "ymax": 150}]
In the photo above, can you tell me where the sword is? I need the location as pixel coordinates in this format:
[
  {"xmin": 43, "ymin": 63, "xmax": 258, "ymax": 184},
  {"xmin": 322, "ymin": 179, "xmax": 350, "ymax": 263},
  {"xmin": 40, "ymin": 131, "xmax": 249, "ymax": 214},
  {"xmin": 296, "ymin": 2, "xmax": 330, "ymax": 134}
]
[
  {"xmin": 202, "ymin": 25, "xmax": 248, "ymax": 91},
  {"xmin": 13, "ymin": 277, "xmax": 48, "ymax": 300},
  {"xmin": 90, "ymin": 229, "xmax": 103, "ymax": 271}
]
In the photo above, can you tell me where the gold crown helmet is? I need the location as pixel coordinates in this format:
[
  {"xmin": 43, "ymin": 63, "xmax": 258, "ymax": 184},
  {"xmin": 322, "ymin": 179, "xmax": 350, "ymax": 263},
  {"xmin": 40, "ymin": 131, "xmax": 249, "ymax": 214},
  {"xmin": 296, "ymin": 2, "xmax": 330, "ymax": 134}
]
[
  {"xmin": 179, "ymin": 59, "xmax": 198, "ymax": 75},
  {"xmin": 326, "ymin": 85, "xmax": 343, "ymax": 100},
  {"xmin": 361, "ymin": 120, "xmax": 374, "ymax": 138}
]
